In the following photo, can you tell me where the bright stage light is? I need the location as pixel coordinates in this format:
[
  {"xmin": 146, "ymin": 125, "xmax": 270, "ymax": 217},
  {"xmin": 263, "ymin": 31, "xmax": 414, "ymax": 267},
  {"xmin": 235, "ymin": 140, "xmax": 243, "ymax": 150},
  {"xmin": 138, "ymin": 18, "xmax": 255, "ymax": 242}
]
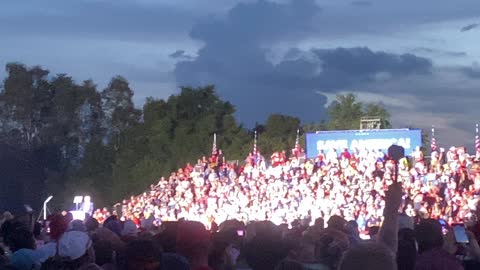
[{"xmin": 45, "ymin": 196, "xmax": 53, "ymax": 204}]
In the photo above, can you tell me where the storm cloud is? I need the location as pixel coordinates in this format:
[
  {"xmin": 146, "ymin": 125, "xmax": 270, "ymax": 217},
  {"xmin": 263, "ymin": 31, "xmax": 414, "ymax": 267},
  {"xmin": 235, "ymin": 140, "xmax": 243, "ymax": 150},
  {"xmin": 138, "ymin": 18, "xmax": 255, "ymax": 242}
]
[
  {"xmin": 461, "ymin": 65, "xmax": 480, "ymax": 79},
  {"xmin": 461, "ymin": 23, "xmax": 479, "ymax": 32},
  {"xmin": 412, "ymin": 47, "xmax": 467, "ymax": 58},
  {"xmin": 174, "ymin": 0, "xmax": 432, "ymax": 126},
  {"xmin": 3, "ymin": 0, "xmax": 480, "ymax": 147},
  {"xmin": 169, "ymin": 50, "xmax": 194, "ymax": 60}
]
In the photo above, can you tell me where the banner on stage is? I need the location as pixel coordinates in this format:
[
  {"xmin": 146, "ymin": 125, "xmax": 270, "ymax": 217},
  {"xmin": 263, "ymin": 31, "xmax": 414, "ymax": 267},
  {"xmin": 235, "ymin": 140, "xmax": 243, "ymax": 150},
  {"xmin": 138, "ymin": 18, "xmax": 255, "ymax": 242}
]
[{"xmin": 305, "ymin": 129, "xmax": 422, "ymax": 159}]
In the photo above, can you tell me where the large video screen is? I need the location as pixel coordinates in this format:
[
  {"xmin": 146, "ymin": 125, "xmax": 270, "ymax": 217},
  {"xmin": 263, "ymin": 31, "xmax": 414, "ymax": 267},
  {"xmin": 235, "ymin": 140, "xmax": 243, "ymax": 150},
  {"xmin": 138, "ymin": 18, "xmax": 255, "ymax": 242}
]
[{"xmin": 305, "ymin": 129, "xmax": 422, "ymax": 159}]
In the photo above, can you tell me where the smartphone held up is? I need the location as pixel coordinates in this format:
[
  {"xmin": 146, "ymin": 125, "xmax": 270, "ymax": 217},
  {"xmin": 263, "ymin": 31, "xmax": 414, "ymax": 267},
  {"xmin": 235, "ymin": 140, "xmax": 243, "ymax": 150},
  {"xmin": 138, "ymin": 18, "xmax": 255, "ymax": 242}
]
[{"xmin": 452, "ymin": 223, "xmax": 469, "ymax": 244}]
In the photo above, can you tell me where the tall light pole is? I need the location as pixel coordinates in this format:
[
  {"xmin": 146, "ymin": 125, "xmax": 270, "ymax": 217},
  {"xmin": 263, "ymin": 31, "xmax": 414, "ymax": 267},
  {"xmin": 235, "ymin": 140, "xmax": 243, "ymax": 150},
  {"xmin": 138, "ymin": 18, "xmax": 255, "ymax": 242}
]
[{"xmin": 43, "ymin": 196, "xmax": 53, "ymax": 220}]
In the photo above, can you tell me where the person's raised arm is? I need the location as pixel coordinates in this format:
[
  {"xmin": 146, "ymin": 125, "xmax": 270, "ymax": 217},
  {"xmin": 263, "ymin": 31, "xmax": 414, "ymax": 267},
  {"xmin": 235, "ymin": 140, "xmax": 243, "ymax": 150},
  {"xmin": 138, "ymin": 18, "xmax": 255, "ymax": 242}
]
[{"xmin": 378, "ymin": 182, "xmax": 403, "ymax": 253}]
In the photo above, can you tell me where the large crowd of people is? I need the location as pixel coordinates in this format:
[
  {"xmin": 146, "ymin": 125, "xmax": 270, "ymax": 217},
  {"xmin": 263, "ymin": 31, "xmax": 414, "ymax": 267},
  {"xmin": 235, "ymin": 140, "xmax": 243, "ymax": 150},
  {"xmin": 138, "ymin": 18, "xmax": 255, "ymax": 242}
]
[
  {"xmin": 1, "ymin": 143, "xmax": 480, "ymax": 269},
  {"xmin": 96, "ymin": 145, "xmax": 480, "ymax": 232}
]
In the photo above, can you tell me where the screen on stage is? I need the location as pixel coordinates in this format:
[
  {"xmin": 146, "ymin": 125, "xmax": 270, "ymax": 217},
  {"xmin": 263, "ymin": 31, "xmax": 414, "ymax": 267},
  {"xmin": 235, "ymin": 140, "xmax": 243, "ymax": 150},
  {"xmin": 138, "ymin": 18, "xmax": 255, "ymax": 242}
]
[{"xmin": 305, "ymin": 129, "xmax": 422, "ymax": 159}]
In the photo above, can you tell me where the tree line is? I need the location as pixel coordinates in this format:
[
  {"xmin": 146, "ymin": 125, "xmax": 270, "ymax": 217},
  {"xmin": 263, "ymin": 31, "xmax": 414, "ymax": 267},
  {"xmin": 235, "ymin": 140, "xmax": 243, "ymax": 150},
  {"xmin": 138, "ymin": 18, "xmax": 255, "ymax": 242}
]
[{"xmin": 0, "ymin": 63, "xmax": 391, "ymax": 210}]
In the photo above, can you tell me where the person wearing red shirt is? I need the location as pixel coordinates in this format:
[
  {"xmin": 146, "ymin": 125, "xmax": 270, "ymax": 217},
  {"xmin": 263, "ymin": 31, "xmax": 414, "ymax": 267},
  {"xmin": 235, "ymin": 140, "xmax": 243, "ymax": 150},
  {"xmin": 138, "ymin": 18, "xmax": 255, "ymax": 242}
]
[
  {"xmin": 271, "ymin": 152, "xmax": 280, "ymax": 167},
  {"xmin": 341, "ymin": 148, "xmax": 351, "ymax": 160},
  {"xmin": 316, "ymin": 151, "xmax": 325, "ymax": 162},
  {"xmin": 280, "ymin": 150, "xmax": 287, "ymax": 165}
]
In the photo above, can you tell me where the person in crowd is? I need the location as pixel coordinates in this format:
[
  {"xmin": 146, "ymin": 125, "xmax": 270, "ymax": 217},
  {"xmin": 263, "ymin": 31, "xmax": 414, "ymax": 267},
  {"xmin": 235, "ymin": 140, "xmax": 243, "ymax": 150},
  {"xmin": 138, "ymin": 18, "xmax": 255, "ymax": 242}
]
[
  {"xmin": 397, "ymin": 229, "xmax": 417, "ymax": 270},
  {"xmin": 162, "ymin": 252, "xmax": 190, "ymax": 270},
  {"xmin": 125, "ymin": 239, "xmax": 162, "ymax": 270},
  {"xmin": 0, "ymin": 212, "xmax": 14, "ymax": 229},
  {"xmin": 85, "ymin": 218, "xmax": 99, "ymax": 234},
  {"xmin": 313, "ymin": 218, "xmax": 324, "ymax": 233},
  {"xmin": 338, "ymin": 243, "xmax": 397, "ymax": 270},
  {"xmin": 311, "ymin": 229, "xmax": 350, "ymax": 270},
  {"xmin": 39, "ymin": 230, "xmax": 95, "ymax": 270},
  {"xmin": 414, "ymin": 219, "xmax": 464, "ymax": 270},
  {"xmin": 176, "ymin": 221, "xmax": 213, "ymax": 270},
  {"xmin": 103, "ymin": 216, "xmax": 122, "ymax": 238},
  {"xmin": 344, "ymin": 221, "xmax": 361, "ymax": 246},
  {"xmin": 92, "ymin": 240, "xmax": 116, "ymax": 270},
  {"xmin": 275, "ymin": 259, "xmax": 305, "ymax": 270},
  {"xmin": 244, "ymin": 233, "xmax": 289, "ymax": 270},
  {"xmin": 0, "ymin": 246, "xmax": 8, "ymax": 266},
  {"xmin": 208, "ymin": 230, "xmax": 241, "ymax": 270},
  {"xmin": 335, "ymin": 182, "xmax": 403, "ymax": 270},
  {"xmin": 47, "ymin": 214, "xmax": 69, "ymax": 241},
  {"xmin": 121, "ymin": 220, "xmax": 138, "ymax": 243},
  {"xmin": 70, "ymin": 220, "xmax": 87, "ymax": 232},
  {"xmin": 8, "ymin": 227, "xmax": 42, "ymax": 270}
]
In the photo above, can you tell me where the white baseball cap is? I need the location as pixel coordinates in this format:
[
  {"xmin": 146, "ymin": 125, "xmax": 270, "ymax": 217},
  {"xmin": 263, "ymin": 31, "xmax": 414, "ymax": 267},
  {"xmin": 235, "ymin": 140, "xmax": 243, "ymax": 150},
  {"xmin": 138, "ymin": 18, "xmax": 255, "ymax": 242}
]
[{"xmin": 58, "ymin": 231, "xmax": 92, "ymax": 260}]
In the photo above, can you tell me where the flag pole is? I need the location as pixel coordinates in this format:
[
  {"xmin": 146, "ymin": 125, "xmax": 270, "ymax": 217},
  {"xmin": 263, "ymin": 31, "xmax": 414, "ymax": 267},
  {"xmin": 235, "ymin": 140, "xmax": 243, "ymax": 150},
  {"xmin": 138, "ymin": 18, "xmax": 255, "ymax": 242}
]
[
  {"xmin": 475, "ymin": 124, "xmax": 479, "ymax": 157},
  {"xmin": 296, "ymin": 128, "xmax": 300, "ymax": 144},
  {"xmin": 254, "ymin": 130, "xmax": 257, "ymax": 155},
  {"xmin": 212, "ymin": 133, "xmax": 217, "ymax": 157},
  {"xmin": 253, "ymin": 129, "xmax": 258, "ymax": 166},
  {"xmin": 294, "ymin": 128, "xmax": 300, "ymax": 157},
  {"xmin": 431, "ymin": 125, "xmax": 436, "ymax": 154}
]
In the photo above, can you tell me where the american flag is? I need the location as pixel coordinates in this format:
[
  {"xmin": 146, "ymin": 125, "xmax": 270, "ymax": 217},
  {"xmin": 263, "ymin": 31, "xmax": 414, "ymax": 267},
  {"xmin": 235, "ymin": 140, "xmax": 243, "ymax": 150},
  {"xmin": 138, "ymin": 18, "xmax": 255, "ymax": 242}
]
[
  {"xmin": 253, "ymin": 130, "xmax": 258, "ymax": 157},
  {"xmin": 431, "ymin": 126, "xmax": 437, "ymax": 152},
  {"xmin": 212, "ymin": 133, "xmax": 217, "ymax": 156},
  {"xmin": 476, "ymin": 124, "xmax": 480, "ymax": 152},
  {"xmin": 294, "ymin": 129, "xmax": 300, "ymax": 154}
]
